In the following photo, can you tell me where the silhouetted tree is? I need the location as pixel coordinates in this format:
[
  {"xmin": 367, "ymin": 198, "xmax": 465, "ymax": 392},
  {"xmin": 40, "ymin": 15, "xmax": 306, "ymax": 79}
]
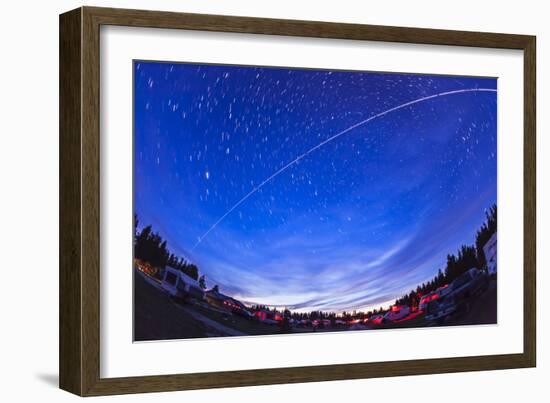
[
  {"xmin": 133, "ymin": 215, "xmax": 199, "ymax": 280},
  {"xmin": 198, "ymin": 275, "xmax": 206, "ymax": 290}
]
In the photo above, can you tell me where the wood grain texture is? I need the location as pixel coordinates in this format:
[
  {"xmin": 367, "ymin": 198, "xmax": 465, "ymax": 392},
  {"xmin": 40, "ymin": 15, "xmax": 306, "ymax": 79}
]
[
  {"xmin": 85, "ymin": 353, "xmax": 532, "ymax": 396},
  {"xmin": 523, "ymin": 38, "xmax": 536, "ymax": 367},
  {"xmin": 85, "ymin": 6, "xmax": 532, "ymax": 49},
  {"xmin": 59, "ymin": 8, "xmax": 82, "ymax": 396},
  {"xmin": 80, "ymin": 6, "xmax": 102, "ymax": 396},
  {"xmin": 59, "ymin": 6, "xmax": 537, "ymax": 396}
]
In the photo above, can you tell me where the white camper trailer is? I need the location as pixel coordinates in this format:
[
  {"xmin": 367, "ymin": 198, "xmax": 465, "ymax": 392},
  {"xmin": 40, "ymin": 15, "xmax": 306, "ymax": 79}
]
[{"xmin": 160, "ymin": 266, "xmax": 205, "ymax": 301}]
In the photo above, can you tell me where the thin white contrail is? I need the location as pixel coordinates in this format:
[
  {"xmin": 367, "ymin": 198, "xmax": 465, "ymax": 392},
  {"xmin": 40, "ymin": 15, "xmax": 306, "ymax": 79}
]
[{"xmin": 192, "ymin": 87, "xmax": 497, "ymax": 249}]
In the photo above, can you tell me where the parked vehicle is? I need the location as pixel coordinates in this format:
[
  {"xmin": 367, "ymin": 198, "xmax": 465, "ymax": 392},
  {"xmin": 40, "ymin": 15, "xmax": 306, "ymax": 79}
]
[
  {"xmin": 310, "ymin": 319, "xmax": 330, "ymax": 329},
  {"xmin": 424, "ymin": 295, "xmax": 458, "ymax": 324},
  {"xmin": 449, "ymin": 268, "xmax": 488, "ymax": 302},
  {"xmin": 369, "ymin": 314, "xmax": 385, "ymax": 325},
  {"xmin": 384, "ymin": 305, "xmax": 410, "ymax": 322},
  {"xmin": 160, "ymin": 266, "xmax": 205, "ymax": 301},
  {"xmin": 253, "ymin": 310, "xmax": 281, "ymax": 325},
  {"xmin": 205, "ymin": 288, "xmax": 252, "ymax": 318},
  {"xmin": 436, "ymin": 284, "xmax": 451, "ymax": 297},
  {"xmin": 419, "ymin": 291, "xmax": 439, "ymax": 312},
  {"xmin": 289, "ymin": 318, "xmax": 301, "ymax": 326},
  {"xmin": 229, "ymin": 300, "xmax": 254, "ymax": 318},
  {"xmin": 419, "ymin": 285, "xmax": 451, "ymax": 312}
]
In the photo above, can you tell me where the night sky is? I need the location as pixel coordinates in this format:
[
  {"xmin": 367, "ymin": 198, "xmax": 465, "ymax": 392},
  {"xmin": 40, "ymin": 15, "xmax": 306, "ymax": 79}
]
[{"xmin": 134, "ymin": 61, "xmax": 497, "ymax": 313}]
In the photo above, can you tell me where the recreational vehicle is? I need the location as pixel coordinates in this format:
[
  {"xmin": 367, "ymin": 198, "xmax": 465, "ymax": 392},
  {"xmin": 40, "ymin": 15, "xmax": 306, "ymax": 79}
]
[
  {"xmin": 383, "ymin": 305, "xmax": 411, "ymax": 322},
  {"xmin": 160, "ymin": 266, "xmax": 205, "ymax": 301},
  {"xmin": 483, "ymin": 232, "xmax": 497, "ymax": 275}
]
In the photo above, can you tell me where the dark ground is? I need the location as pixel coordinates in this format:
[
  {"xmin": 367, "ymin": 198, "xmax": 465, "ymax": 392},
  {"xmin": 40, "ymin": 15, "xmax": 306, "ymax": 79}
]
[
  {"xmin": 443, "ymin": 278, "xmax": 497, "ymax": 326},
  {"xmin": 134, "ymin": 272, "xmax": 211, "ymax": 341},
  {"xmin": 134, "ymin": 271, "xmax": 280, "ymax": 341}
]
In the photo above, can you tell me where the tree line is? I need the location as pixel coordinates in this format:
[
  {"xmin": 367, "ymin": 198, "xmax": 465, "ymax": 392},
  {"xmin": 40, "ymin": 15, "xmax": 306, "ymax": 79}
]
[
  {"xmin": 394, "ymin": 204, "xmax": 497, "ymax": 308},
  {"xmin": 134, "ymin": 214, "xmax": 200, "ymax": 281}
]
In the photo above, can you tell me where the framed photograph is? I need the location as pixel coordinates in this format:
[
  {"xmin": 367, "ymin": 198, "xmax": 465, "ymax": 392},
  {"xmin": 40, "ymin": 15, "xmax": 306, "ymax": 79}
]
[{"xmin": 59, "ymin": 6, "xmax": 536, "ymax": 396}]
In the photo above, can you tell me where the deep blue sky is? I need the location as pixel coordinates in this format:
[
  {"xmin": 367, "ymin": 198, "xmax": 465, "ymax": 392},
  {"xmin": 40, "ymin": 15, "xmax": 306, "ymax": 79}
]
[{"xmin": 134, "ymin": 61, "xmax": 497, "ymax": 312}]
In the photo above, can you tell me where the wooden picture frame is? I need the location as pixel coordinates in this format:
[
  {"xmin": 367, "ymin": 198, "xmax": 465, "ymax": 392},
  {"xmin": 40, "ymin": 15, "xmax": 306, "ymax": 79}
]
[{"xmin": 59, "ymin": 6, "xmax": 536, "ymax": 396}]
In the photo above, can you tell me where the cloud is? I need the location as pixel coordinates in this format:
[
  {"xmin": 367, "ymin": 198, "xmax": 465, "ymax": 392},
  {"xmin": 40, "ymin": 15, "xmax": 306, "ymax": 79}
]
[{"xmin": 189, "ymin": 187, "xmax": 494, "ymax": 314}]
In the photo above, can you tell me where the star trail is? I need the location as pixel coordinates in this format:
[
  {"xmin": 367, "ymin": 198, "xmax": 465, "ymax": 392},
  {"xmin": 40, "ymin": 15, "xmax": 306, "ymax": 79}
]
[{"xmin": 134, "ymin": 61, "xmax": 497, "ymax": 312}]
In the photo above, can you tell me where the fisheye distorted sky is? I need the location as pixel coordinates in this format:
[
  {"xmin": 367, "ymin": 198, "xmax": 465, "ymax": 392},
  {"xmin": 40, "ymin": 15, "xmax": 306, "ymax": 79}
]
[{"xmin": 134, "ymin": 61, "xmax": 497, "ymax": 312}]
